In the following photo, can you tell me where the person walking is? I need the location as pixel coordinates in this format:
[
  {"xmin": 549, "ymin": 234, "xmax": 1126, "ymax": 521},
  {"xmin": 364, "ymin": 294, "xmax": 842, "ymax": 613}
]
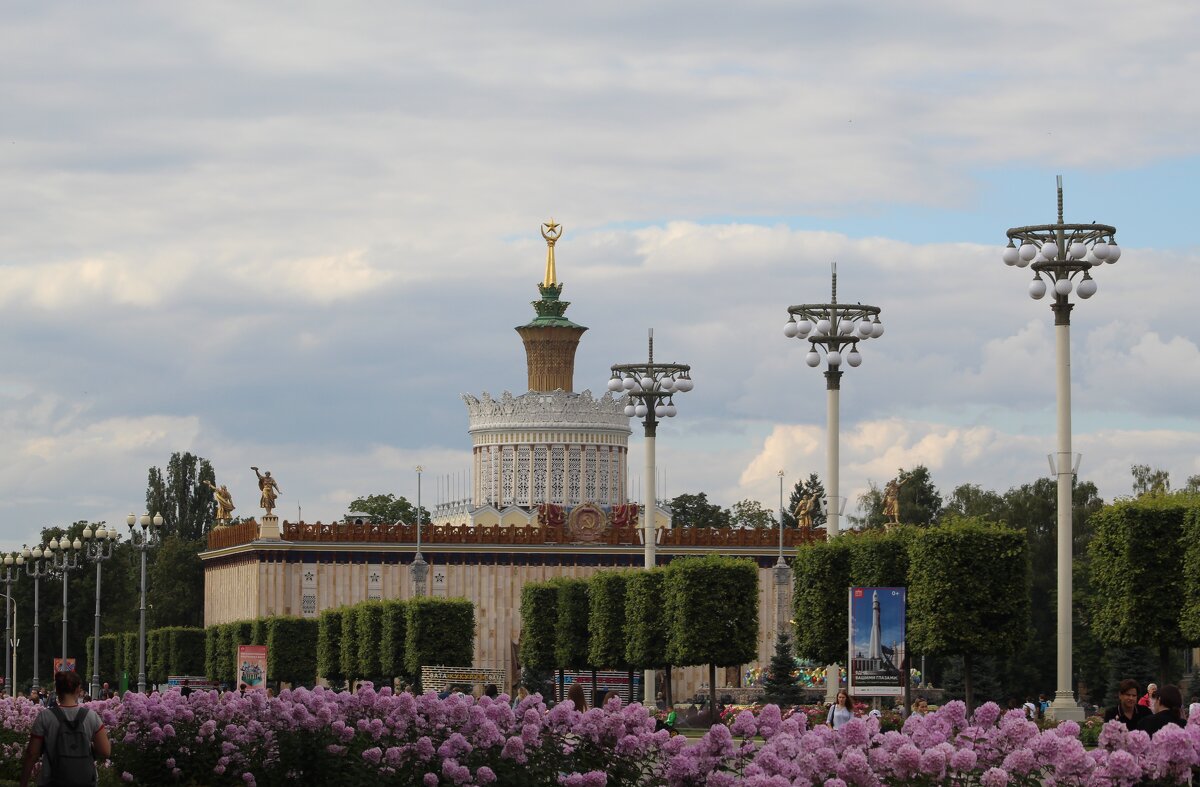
[
  {"xmin": 1137, "ymin": 684, "xmax": 1186, "ymax": 735},
  {"xmin": 19, "ymin": 671, "xmax": 111, "ymax": 787},
  {"xmin": 827, "ymin": 689, "xmax": 854, "ymax": 729},
  {"xmin": 1104, "ymin": 679, "xmax": 1152, "ymax": 731}
]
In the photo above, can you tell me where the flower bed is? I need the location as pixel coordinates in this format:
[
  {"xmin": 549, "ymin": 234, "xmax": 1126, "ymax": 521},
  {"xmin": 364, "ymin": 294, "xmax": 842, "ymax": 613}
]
[{"xmin": 2, "ymin": 691, "xmax": 1198, "ymax": 786}]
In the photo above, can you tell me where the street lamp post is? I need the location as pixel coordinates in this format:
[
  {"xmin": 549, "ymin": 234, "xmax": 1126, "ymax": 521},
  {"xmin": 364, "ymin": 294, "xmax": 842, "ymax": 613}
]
[
  {"xmin": 2, "ymin": 553, "xmax": 21, "ymax": 693},
  {"xmin": 44, "ymin": 535, "xmax": 84, "ymax": 669},
  {"xmin": 411, "ymin": 466, "xmax": 428, "ymax": 598},
  {"xmin": 784, "ymin": 264, "xmax": 884, "ymax": 537},
  {"xmin": 82, "ymin": 525, "xmax": 119, "ymax": 698},
  {"xmin": 608, "ymin": 328, "xmax": 693, "ymax": 705},
  {"xmin": 775, "ymin": 470, "xmax": 790, "ymax": 641},
  {"xmin": 1000, "ymin": 176, "xmax": 1119, "ymax": 722},
  {"xmin": 23, "ymin": 546, "xmax": 51, "ymax": 693},
  {"xmin": 784, "ymin": 264, "xmax": 884, "ymax": 700},
  {"xmin": 126, "ymin": 512, "xmax": 163, "ymax": 694}
]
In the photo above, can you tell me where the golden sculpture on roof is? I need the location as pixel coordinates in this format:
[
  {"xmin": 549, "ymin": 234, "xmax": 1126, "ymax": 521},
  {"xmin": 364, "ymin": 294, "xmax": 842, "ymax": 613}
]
[
  {"xmin": 541, "ymin": 220, "xmax": 562, "ymax": 287},
  {"xmin": 883, "ymin": 476, "xmax": 908, "ymax": 526},
  {"xmin": 252, "ymin": 467, "xmax": 282, "ymax": 516},
  {"xmin": 793, "ymin": 494, "xmax": 816, "ymax": 529},
  {"xmin": 203, "ymin": 480, "xmax": 236, "ymax": 526}
]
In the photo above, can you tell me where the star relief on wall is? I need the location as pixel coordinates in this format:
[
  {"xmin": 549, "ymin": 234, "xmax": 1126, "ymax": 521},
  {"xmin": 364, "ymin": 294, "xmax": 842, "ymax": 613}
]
[
  {"xmin": 304, "ymin": 571, "xmax": 315, "ymax": 582},
  {"xmin": 369, "ymin": 572, "xmax": 381, "ymax": 583}
]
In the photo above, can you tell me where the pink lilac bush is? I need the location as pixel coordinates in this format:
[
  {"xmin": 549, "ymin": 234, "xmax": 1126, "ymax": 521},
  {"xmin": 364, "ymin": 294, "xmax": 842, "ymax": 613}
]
[{"xmin": 4, "ymin": 691, "xmax": 1200, "ymax": 785}]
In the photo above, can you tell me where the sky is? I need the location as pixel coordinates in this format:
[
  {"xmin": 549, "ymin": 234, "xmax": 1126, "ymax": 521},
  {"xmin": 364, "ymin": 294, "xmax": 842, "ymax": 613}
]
[{"xmin": 1, "ymin": 1, "xmax": 1198, "ymax": 552}]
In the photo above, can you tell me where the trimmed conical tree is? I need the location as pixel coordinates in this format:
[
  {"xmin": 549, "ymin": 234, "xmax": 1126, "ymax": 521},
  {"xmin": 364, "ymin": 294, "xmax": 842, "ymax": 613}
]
[{"xmin": 761, "ymin": 630, "xmax": 804, "ymax": 707}]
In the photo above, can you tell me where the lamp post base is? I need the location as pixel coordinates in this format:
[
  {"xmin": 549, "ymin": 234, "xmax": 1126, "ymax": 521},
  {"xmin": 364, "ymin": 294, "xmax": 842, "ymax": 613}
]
[{"xmin": 1046, "ymin": 691, "xmax": 1085, "ymax": 722}]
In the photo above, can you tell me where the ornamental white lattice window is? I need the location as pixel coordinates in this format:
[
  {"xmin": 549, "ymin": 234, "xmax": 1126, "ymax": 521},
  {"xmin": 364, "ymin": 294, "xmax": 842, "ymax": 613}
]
[
  {"xmin": 533, "ymin": 447, "xmax": 548, "ymax": 506},
  {"xmin": 598, "ymin": 449, "xmax": 611, "ymax": 505},
  {"xmin": 585, "ymin": 447, "xmax": 598, "ymax": 502},
  {"xmin": 516, "ymin": 447, "xmax": 531, "ymax": 507},
  {"xmin": 568, "ymin": 448, "xmax": 582, "ymax": 504},
  {"xmin": 551, "ymin": 447, "xmax": 565, "ymax": 504},
  {"xmin": 501, "ymin": 447, "xmax": 515, "ymax": 506},
  {"xmin": 480, "ymin": 450, "xmax": 493, "ymax": 505}
]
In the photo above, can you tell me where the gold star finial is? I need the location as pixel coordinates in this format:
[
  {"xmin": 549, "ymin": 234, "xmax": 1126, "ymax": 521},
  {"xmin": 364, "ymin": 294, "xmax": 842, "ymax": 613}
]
[{"xmin": 541, "ymin": 219, "xmax": 562, "ymax": 286}]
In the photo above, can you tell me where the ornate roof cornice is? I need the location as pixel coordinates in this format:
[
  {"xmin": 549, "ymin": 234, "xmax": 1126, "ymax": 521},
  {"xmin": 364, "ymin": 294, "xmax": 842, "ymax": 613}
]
[{"xmin": 462, "ymin": 389, "xmax": 631, "ymax": 433}]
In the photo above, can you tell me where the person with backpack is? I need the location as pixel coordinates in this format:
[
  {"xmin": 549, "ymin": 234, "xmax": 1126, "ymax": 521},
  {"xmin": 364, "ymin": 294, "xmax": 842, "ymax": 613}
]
[{"xmin": 19, "ymin": 670, "xmax": 110, "ymax": 787}]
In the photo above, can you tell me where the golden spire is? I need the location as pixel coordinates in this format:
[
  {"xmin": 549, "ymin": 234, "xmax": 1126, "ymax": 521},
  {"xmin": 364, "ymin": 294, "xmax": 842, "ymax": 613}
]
[{"xmin": 541, "ymin": 219, "xmax": 562, "ymax": 287}]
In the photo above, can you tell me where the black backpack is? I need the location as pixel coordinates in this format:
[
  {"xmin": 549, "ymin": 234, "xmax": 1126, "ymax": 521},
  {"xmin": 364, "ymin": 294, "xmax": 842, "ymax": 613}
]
[{"xmin": 48, "ymin": 707, "xmax": 96, "ymax": 787}]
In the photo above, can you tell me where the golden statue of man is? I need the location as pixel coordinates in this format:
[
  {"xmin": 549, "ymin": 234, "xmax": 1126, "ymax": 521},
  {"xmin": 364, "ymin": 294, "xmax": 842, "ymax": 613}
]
[
  {"xmin": 251, "ymin": 467, "xmax": 281, "ymax": 516},
  {"xmin": 203, "ymin": 480, "xmax": 236, "ymax": 525},
  {"xmin": 793, "ymin": 494, "xmax": 815, "ymax": 529},
  {"xmin": 883, "ymin": 477, "xmax": 908, "ymax": 526}
]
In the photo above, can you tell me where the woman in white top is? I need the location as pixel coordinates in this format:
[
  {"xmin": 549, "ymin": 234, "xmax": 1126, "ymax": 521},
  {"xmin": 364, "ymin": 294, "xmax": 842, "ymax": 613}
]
[{"xmin": 827, "ymin": 689, "xmax": 854, "ymax": 729}]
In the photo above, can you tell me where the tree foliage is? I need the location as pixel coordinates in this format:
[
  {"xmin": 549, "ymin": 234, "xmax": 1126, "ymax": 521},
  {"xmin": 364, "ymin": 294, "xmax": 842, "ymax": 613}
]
[
  {"xmin": 317, "ymin": 608, "xmax": 345, "ymax": 686},
  {"xmin": 1089, "ymin": 494, "xmax": 1197, "ymax": 679},
  {"xmin": 792, "ymin": 539, "xmax": 850, "ymax": 665},
  {"xmin": 340, "ymin": 607, "xmax": 360, "ymax": 682},
  {"xmin": 1180, "ymin": 505, "xmax": 1200, "ymax": 643},
  {"xmin": 404, "ymin": 598, "xmax": 475, "ymax": 681},
  {"xmin": 624, "ymin": 569, "xmax": 668, "ymax": 670},
  {"xmin": 553, "ymin": 578, "xmax": 592, "ymax": 670},
  {"xmin": 853, "ymin": 465, "xmax": 943, "ymax": 528},
  {"xmin": 355, "ymin": 601, "xmax": 384, "ymax": 679},
  {"xmin": 146, "ymin": 451, "xmax": 217, "ymax": 541},
  {"xmin": 907, "ymin": 516, "xmax": 1030, "ymax": 709},
  {"xmin": 729, "ymin": 499, "xmax": 776, "ymax": 529},
  {"xmin": 346, "ymin": 493, "xmax": 430, "ymax": 524},
  {"xmin": 1130, "ymin": 464, "xmax": 1171, "ymax": 497},
  {"xmin": 762, "ymin": 630, "xmax": 805, "ymax": 706},
  {"xmin": 666, "ymin": 492, "xmax": 730, "ymax": 528},
  {"xmin": 266, "ymin": 617, "xmax": 319, "ymax": 686},
  {"xmin": 379, "ymin": 600, "xmax": 410, "ymax": 683},
  {"xmin": 587, "ymin": 571, "xmax": 628, "ymax": 670},
  {"xmin": 664, "ymin": 555, "xmax": 759, "ymax": 667},
  {"xmin": 519, "ymin": 583, "xmax": 559, "ymax": 676},
  {"xmin": 148, "ymin": 534, "xmax": 206, "ymax": 630}
]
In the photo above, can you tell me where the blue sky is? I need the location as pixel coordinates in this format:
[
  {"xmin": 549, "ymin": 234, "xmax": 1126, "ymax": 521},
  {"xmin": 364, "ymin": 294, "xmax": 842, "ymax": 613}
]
[{"xmin": 1, "ymin": 1, "xmax": 1198, "ymax": 551}]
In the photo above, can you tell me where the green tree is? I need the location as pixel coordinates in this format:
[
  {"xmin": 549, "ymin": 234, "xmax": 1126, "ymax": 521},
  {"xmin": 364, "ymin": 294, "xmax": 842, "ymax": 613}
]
[
  {"xmin": 730, "ymin": 499, "xmax": 776, "ymax": 529},
  {"xmin": 519, "ymin": 582, "xmax": 558, "ymax": 691},
  {"xmin": 266, "ymin": 617, "xmax": 319, "ymax": 687},
  {"xmin": 895, "ymin": 466, "xmax": 943, "ymax": 526},
  {"xmin": 355, "ymin": 602, "xmax": 385, "ymax": 680},
  {"xmin": 317, "ymin": 608, "xmax": 345, "ymax": 687},
  {"xmin": 667, "ymin": 492, "xmax": 730, "ymax": 528},
  {"xmin": 146, "ymin": 452, "xmax": 217, "ymax": 540},
  {"xmin": 1091, "ymin": 494, "xmax": 1196, "ymax": 680},
  {"xmin": 782, "ymin": 473, "xmax": 827, "ymax": 530},
  {"xmin": 379, "ymin": 600, "xmax": 410, "ymax": 685},
  {"xmin": 907, "ymin": 516, "xmax": 1030, "ymax": 711},
  {"xmin": 587, "ymin": 572, "xmax": 628, "ymax": 670},
  {"xmin": 346, "ymin": 493, "xmax": 430, "ymax": 524},
  {"xmin": 761, "ymin": 630, "xmax": 804, "ymax": 706},
  {"xmin": 942, "ymin": 483, "xmax": 1005, "ymax": 520},
  {"xmin": 792, "ymin": 539, "xmax": 851, "ymax": 665},
  {"xmin": 553, "ymin": 579, "xmax": 592, "ymax": 671},
  {"xmin": 404, "ymin": 598, "xmax": 475, "ymax": 685},
  {"xmin": 624, "ymin": 569, "xmax": 670, "ymax": 702},
  {"xmin": 665, "ymin": 555, "xmax": 759, "ymax": 720},
  {"xmin": 1185, "ymin": 475, "xmax": 1200, "ymax": 494},
  {"xmin": 1130, "ymin": 464, "xmax": 1171, "ymax": 497},
  {"xmin": 148, "ymin": 534, "xmax": 206, "ymax": 629}
]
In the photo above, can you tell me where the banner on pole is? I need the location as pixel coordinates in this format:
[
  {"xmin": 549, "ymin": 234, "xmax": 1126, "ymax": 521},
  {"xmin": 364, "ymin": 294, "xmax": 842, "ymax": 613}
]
[
  {"xmin": 237, "ymin": 645, "xmax": 268, "ymax": 692},
  {"xmin": 52, "ymin": 658, "xmax": 77, "ymax": 674},
  {"xmin": 848, "ymin": 587, "xmax": 906, "ymax": 696}
]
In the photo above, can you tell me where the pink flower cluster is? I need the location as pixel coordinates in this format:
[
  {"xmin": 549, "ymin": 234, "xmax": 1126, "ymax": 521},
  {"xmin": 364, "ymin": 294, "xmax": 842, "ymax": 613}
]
[{"xmin": 4, "ymin": 691, "xmax": 1200, "ymax": 786}]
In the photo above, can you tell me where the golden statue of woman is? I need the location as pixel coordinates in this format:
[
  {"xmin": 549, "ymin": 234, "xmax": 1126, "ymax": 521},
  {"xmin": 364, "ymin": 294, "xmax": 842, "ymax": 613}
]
[
  {"xmin": 203, "ymin": 480, "xmax": 236, "ymax": 525},
  {"xmin": 793, "ymin": 494, "xmax": 815, "ymax": 529},
  {"xmin": 883, "ymin": 477, "xmax": 908, "ymax": 526},
  {"xmin": 251, "ymin": 467, "xmax": 282, "ymax": 516}
]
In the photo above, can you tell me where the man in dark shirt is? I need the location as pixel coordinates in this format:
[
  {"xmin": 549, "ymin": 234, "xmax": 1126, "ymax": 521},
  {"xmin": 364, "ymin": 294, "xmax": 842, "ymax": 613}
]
[
  {"xmin": 1104, "ymin": 679, "xmax": 1152, "ymax": 730},
  {"xmin": 179, "ymin": 679, "xmax": 192, "ymax": 699},
  {"xmin": 1137, "ymin": 684, "xmax": 1186, "ymax": 735}
]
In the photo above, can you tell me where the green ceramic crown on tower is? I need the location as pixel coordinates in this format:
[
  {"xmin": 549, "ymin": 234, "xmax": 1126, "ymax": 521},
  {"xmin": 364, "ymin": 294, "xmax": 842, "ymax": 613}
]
[{"xmin": 521, "ymin": 282, "xmax": 586, "ymax": 329}]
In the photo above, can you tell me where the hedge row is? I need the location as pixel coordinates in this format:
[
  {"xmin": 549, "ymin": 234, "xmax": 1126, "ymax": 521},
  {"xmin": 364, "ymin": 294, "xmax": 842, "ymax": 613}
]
[
  {"xmin": 520, "ymin": 555, "xmax": 761, "ymax": 676},
  {"xmin": 84, "ymin": 628, "xmax": 206, "ymax": 688},
  {"xmin": 205, "ymin": 617, "xmax": 319, "ymax": 686}
]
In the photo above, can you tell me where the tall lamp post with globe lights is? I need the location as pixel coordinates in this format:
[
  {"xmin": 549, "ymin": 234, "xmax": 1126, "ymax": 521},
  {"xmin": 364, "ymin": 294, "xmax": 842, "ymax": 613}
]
[
  {"xmin": 608, "ymin": 329, "xmax": 692, "ymax": 703},
  {"xmin": 784, "ymin": 265, "xmax": 884, "ymax": 701},
  {"xmin": 44, "ymin": 535, "xmax": 84, "ymax": 670},
  {"xmin": 1000, "ymin": 176, "xmax": 1120, "ymax": 721},
  {"xmin": 82, "ymin": 524, "xmax": 119, "ymax": 697},
  {"xmin": 22, "ymin": 545, "xmax": 52, "ymax": 692},
  {"xmin": 127, "ymin": 512, "xmax": 163, "ymax": 693},
  {"xmin": 783, "ymin": 265, "xmax": 884, "ymax": 537},
  {"xmin": 2, "ymin": 552, "xmax": 21, "ymax": 692}
]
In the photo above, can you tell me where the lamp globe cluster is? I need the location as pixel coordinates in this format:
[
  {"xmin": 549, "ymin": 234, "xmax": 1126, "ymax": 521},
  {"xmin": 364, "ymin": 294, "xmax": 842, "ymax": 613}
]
[{"xmin": 607, "ymin": 369, "xmax": 693, "ymax": 418}]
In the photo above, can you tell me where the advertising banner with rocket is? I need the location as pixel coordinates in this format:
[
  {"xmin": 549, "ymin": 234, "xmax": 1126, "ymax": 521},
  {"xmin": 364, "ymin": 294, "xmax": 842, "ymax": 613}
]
[{"xmin": 848, "ymin": 586, "xmax": 906, "ymax": 696}]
